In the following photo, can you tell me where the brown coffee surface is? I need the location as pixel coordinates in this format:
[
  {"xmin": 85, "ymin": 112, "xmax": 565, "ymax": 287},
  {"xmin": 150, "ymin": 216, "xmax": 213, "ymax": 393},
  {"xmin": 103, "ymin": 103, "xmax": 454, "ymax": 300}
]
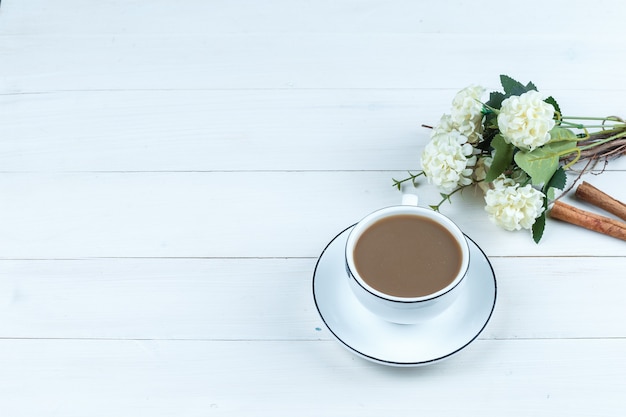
[{"xmin": 353, "ymin": 214, "xmax": 462, "ymax": 298}]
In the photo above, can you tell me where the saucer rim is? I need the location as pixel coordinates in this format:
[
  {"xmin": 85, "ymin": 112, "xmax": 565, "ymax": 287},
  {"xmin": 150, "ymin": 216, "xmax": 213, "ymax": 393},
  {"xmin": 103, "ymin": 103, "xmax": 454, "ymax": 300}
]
[{"xmin": 312, "ymin": 224, "xmax": 497, "ymax": 367}]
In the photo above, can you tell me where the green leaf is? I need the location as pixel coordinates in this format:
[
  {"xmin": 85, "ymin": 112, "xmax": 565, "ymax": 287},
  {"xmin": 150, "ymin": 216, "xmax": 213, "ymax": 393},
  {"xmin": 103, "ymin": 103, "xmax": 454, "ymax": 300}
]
[
  {"xmin": 485, "ymin": 134, "xmax": 514, "ymax": 182},
  {"xmin": 486, "ymin": 91, "xmax": 506, "ymax": 110},
  {"xmin": 477, "ymin": 112, "xmax": 500, "ymax": 151},
  {"xmin": 545, "ymin": 96, "xmax": 561, "ymax": 115},
  {"xmin": 532, "ymin": 185, "xmax": 550, "ymax": 244},
  {"xmin": 500, "ymin": 75, "xmax": 524, "ymax": 95},
  {"xmin": 514, "ymin": 141, "xmax": 573, "ymax": 186},
  {"xmin": 532, "ymin": 211, "xmax": 546, "ymax": 243},
  {"xmin": 542, "ymin": 167, "xmax": 567, "ymax": 203},
  {"xmin": 546, "ymin": 167, "xmax": 567, "ymax": 191},
  {"xmin": 500, "ymin": 75, "xmax": 535, "ymax": 97},
  {"xmin": 533, "ymin": 184, "xmax": 550, "ymax": 244},
  {"xmin": 549, "ymin": 126, "xmax": 578, "ymax": 142}
]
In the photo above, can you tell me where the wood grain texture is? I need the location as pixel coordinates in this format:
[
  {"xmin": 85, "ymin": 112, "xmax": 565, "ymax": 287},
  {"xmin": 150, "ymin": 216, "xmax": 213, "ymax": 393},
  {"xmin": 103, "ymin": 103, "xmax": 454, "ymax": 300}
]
[
  {"xmin": 3, "ymin": 0, "xmax": 624, "ymax": 36},
  {"xmin": 0, "ymin": 339, "xmax": 624, "ymax": 417},
  {"xmin": 2, "ymin": 34, "xmax": 625, "ymax": 92},
  {"xmin": 1, "ymin": 257, "xmax": 625, "ymax": 341},
  {"xmin": 0, "ymin": 171, "xmax": 624, "ymax": 258},
  {"xmin": 1, "ymin": 90, "xmax": 625, "ymax": 172},
  {"xmin": 2, "ymin": 0, "xmax": 626, "ymax": 415}
]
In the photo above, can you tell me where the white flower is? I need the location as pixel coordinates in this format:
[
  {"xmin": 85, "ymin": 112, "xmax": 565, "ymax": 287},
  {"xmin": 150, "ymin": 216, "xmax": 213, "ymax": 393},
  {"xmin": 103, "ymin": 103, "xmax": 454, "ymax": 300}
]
[
  {"xmin": 484, "ymin": 177, "xmax": 545, "ymax": 231},
  {"xmin": 450, "ymin": 85, "xmax": 486, "ymax": 143},
  {"xmin": 473, "ymin": 156, "xmax": 493, "ymax": 194},
  {"xmin": 497, "ymin": 90, "xmax": 555, "ymax": 151},
  {"xmin": 431, "ymin": 114, "xmax": 456, "ymax": 137},
  {"xmin": 421, "ymin": 130, "xmax": 477, "ymax": 193}
]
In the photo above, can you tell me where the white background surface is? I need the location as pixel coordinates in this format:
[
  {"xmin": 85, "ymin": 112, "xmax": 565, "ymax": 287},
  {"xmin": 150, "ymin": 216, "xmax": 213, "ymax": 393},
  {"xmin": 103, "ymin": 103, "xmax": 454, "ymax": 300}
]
[{"xmin": 1, "ymin": 1, "xmax": 626, "ymax": 415}]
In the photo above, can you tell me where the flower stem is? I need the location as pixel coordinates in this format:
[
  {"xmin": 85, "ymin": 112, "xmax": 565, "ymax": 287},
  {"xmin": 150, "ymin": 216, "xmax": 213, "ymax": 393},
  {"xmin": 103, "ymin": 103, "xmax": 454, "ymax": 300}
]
[
  {"xmin": 559, "ymin": 116, "xmax": 626, "ymax": 130},
  {"xmin": 561, "ymin": 116, "xmax": 624, "ymax": 122},
  {"xmin": 579, "ymin": 130, "xmax": 626, "ymax": 151},
  {"xmin": 392, "ymin": 171, "xmax": 425, "ymax": 190},
  {"xmin": 561, "ymin": 122, "xmax": 626, "ymax": 129},
  {"xmin": 561, "ymin": 116, "xmax": 612, "ymax": 121},
  {"xmin": 430, "ymin": 184, "xmax": 471, "ymax": 211}
]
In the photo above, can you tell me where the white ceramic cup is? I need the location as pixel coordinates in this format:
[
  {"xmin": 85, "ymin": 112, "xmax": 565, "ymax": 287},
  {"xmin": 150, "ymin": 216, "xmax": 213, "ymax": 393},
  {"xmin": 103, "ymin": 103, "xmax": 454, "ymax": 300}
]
[{"xmin": 345, "ymin": 193, "xmax": 470, "ymax": 324}]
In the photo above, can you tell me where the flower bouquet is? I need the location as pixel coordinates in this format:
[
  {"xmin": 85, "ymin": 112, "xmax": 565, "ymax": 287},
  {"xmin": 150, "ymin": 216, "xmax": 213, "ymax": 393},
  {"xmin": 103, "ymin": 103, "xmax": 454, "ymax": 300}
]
[{"xmin": 394, "ymin": 75, "xmax": 626, "ymax": 242}]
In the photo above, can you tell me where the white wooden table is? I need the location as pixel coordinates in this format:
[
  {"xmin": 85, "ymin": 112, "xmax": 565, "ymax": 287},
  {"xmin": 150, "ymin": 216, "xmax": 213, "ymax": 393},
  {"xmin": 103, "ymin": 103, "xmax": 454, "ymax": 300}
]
[{"xmin": 1, "ymin": 1, "xmax": 626, "ymax": 415}]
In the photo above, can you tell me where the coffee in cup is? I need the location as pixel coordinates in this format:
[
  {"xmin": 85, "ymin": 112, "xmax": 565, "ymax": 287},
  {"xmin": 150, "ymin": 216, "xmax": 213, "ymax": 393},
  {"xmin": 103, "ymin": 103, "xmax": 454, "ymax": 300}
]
[{"xmin": 345, "ymin": 194, "xmax": 469, "ymax": 324}]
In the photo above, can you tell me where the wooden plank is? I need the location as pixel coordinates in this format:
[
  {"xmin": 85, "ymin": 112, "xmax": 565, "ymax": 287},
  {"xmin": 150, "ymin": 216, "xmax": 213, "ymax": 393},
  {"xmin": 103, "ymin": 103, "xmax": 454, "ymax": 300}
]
[
  {"xmin": 3, "ymin": 0, "xmax": 623, "ymax": 36},
  {"xmin": 1, "ymin": 89, "xmax": 625, "ymax": 172},
  {"xmin": 0, "ymin": 257, "xmax": 625, "ymax": 340},
  {"xmin": 0, "ymin": 258, "xmax": 322, "ymax": 340},
  {"xmin": 1, "ymin": 34, "xmax": 625, "ymax": 92},
  {"xmin": 0, "ymin": 1, "xmax": 624, "ymax": 414},
  {"xmin": 0, "ymin": 338, "xmax": 623, "ymax": 416},
  {"xmin": 0, "ymin": 89, "xmax": 439, "ymax": 172},
  {"xmin": 0, "ymin": 171, "xmax": 625, "ymax": 258}
]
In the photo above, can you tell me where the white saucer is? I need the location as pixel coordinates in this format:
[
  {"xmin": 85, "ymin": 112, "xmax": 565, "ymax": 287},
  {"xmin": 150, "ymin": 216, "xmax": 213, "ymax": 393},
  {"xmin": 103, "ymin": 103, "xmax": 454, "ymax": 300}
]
[{"xmin": 313, "ymin": 225, "xmax": 497, "ymax": 367}]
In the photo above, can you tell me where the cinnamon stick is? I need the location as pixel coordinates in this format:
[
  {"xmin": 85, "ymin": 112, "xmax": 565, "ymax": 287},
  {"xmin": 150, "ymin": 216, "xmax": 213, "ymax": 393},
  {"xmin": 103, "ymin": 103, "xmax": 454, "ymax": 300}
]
[
  {"xmin": 550, "ymin": 200, "xmax": 626, "ymax": 241},
  {"xmin": 575, "ymin": 181, "xmax": 626, "ymax": 221}
]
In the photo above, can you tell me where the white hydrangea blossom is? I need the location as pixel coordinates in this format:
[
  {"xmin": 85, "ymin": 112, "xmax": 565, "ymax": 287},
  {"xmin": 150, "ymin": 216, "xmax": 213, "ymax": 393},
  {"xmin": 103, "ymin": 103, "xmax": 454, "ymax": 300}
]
[
  {"xmin": 421, "ymin": 130, "xmax": 477, "ymax": 194},
  {"xmin": 431, "ymin": 114, "xmax": 456, "ymax": 137},
  {"xmin": 497, "ymin": 90, "xmax": 555, "ymax": 151},
  {"xmin": 473, "ymin": 156, "xmax": 493, "ymax": 194},
  {"xmin": 450, "ymin": 85, "xmax": 486, "ymax": 143},
  {"xmin": 484, "ymin": 177, "xmax": 545, "ymax": 231}
]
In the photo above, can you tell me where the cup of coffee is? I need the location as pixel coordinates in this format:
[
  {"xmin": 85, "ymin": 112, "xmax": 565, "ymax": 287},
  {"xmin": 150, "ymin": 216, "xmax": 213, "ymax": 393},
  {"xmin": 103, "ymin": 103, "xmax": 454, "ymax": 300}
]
[{"xmin": 345, "ymin": 193, "xmax": 470, "ymax": 324}]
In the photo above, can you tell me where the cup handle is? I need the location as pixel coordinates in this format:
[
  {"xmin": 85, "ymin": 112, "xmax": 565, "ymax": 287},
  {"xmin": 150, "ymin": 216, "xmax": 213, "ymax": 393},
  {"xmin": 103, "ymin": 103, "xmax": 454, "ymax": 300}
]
[{"xmin": 401, "ymin": 192, "xmax": 419, "ymax": 206}]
